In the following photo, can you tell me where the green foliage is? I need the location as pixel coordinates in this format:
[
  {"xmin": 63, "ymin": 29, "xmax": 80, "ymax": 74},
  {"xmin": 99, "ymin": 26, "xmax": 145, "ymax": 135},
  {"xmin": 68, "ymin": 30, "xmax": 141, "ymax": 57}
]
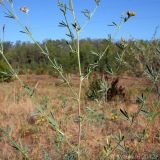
[
  {"xmin": 0, "ymin": 60, "xmax": 12, "ymax": 82},
  {"xmin": 142, "ymin": 152, "xmax": 160, "ymax": 160},
  {"xmin": 86, "ymin": 107, "xmax": 106, "ymax": 122},
  {"xmin": 86, "ymin": 74, "xmax": 125, "ymax": 101},
  {"xmin": 0, "ymin": 0, "xmax": 159, "ymax": 159},
  {"xmin": 86, "ymin": 74, "xmax": 104, "ymax": 100},
  {"xmin": 0, "ymin": 128, "xmax": 31, "ymax": 160},
  {"xmin": 64, "ymin": 151, "xmax": 78, "ymax": 160},
  {"xmin": 0, "ymin": 39, "xmax": 158, "ymax": 77},
  {"xmin": 43, "ymin": 151, "xmax": 52, "ymax": 160}
]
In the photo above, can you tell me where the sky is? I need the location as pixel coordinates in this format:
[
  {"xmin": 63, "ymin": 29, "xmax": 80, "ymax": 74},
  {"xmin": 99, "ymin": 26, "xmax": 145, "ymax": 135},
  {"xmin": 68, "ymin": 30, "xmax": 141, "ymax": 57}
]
[{"xmin": 0, "ymin": 0, "xmax": 160, "ymax": 42}]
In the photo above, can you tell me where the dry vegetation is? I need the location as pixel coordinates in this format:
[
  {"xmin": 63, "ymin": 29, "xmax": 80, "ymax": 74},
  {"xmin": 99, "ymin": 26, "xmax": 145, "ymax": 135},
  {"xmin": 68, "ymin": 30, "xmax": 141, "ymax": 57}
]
[
  {"xmin": 0, "ymin": 1, "xmax": 160, "ymax": 159},
  {"xmin": 0, "ymin": 74, "xmax": 159, "ymax": 159}
]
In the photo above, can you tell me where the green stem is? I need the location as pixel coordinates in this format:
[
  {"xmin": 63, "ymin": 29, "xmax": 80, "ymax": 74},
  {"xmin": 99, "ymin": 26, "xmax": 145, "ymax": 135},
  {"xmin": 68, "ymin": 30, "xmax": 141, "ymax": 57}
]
[
  {"xmin": 80, "ymin": 5, "xmax": 98, "ymax": 33},
  {"xmin": 63, "ymin": 13, "xmax": 77, "ymax": 51},
  {"xmin": 48, "ymin": 56, "xmax": 78, "ymax": 99},
  {"xmin": 1, "ymin": 51, "xmax": 24, "ymax": 86},
  {"xmin": 70, "ymin": 1, "xmax": 82, "ymax": 158},
  {"xmin": 106, "ymin": 139, "xmax": 123, "ymax": 158},
  {"xmin": 3, "ymin": 1, "xmax": 78, "ymax": 99},
  {"xmin": 76, "ymin": 31, "xmax": 82, "ymax": 159},
  {"xmin": 70, "ymin": 0, "xmax": 79, "ymax": 27}
]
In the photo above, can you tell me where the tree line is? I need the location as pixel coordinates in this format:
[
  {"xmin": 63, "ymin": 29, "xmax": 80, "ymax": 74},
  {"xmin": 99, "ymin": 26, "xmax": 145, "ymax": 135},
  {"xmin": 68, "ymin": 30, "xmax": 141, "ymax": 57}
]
[{"xmin": 0, "ymin": 38, "xmax": 159, "ymax": 77}]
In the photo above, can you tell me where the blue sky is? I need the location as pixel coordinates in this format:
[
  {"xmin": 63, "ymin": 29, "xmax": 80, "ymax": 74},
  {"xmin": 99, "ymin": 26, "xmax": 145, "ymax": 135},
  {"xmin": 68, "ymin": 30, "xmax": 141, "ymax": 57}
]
[{"xmin": 0, "ymin": 0, "xmax": 160, "ymax": 42}]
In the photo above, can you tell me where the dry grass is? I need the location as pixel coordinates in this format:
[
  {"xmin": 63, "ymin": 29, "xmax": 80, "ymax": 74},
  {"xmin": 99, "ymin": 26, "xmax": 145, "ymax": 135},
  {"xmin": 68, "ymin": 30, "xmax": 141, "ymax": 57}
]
[{"xmin": 0, "ymin": 75, "xmax": 160, "ymax": 159}]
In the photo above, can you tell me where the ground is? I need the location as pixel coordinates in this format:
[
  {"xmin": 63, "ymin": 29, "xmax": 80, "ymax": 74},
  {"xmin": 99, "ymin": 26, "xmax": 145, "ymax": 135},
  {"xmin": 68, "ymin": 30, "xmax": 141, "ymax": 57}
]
[{"xmin": 0, "ymin": 75, "xmax": 160, "ymax": 159}]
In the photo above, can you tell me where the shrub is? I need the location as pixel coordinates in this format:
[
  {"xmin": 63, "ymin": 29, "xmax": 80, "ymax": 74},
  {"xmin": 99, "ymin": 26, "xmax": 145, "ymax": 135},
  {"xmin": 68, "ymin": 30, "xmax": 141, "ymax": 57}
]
[
  {"xmin": 86, "ymin": 74, "xmax": 125, "ymax": 101},
  {"xmin": 86, "ymin": 73, "xmax": 104, "ymax": 100},
  {"xmin": 0, "ymin": 60, "xmax": 12, "ymax": 82}
]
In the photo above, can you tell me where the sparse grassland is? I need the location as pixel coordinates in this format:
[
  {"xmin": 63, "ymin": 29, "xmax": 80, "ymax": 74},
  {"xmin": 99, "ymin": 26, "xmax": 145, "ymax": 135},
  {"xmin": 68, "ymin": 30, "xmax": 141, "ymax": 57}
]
[
  {"xmin": 0, "ymin": 74, "xmax": 159, "ymax": 159},
  {"xmin": 0, "ymin": 1, "xmax": 160, "ymax": 159}
]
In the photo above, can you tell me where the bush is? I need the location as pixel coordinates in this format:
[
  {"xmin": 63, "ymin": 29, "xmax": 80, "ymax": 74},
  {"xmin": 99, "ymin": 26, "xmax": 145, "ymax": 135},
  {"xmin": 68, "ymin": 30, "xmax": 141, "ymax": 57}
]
[
  {"xmin": 86, "ymin": 73, "xmax": 104, "ymax": 100},
  {"xmin": 0, "ymin": 60, "xmax": 12, "ymax": 82},
  {"xmin": 86, "ymin": 73, "xmax": 125, "ymax": 101}
]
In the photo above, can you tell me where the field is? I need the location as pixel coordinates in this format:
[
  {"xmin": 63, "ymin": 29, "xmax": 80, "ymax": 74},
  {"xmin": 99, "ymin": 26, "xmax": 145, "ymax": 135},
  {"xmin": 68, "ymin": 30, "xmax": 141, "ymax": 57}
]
[
  {"xmin": 0, "ymin": 1, "xmax": 160, "ymax": 159},
  {"xmin": 0, "ymin": 74, "xmax": 160, "ymax": 159}
]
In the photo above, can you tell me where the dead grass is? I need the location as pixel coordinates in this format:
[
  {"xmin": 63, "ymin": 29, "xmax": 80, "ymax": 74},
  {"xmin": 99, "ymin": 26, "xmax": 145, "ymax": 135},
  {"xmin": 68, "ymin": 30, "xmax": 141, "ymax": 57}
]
[{"xmin": 0, "ymin": 75, "xmax": 160, "ymax": 159}]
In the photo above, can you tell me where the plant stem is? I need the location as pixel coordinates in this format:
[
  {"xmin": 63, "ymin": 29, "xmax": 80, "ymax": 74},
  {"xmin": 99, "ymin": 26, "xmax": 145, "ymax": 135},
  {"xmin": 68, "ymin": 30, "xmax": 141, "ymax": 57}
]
[
  {"xmin": 80, "ymin": 5, "xmax": 98, "ymax": 33},
  {"xmin": 5, "ymin": 1, "xmax": 78, "ymax": 99},
  {"xmin": 106, "ymin": 139, "xmax": 123, "ymax": 158},
  {"xmin": 69, "ymin": 1, "xmax": 82, "ymax": 158},
  {"xmin": 0, "ymin": 50, "xmax": 24, "ymax": 86},
  {"xmin": 76, "ymin": 31, "xmax": 82, "ymax": 159}
]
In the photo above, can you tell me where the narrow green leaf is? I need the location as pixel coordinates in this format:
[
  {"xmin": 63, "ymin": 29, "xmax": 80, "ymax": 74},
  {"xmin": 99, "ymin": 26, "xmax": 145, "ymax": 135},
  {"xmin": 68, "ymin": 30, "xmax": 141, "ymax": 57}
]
[
  {"xmin": 59, "ymin": 20, "xmax": 67, "ymax": 27},
  {"xmin": 120, "ymin": 109, "xmax": 129, "ymax": 120},
  {"xmin": 105, "ymin": 66, "xmax": 114, "ymax": 75},
  {"xmin": 82, "ymin": 9, "xmax": 91, "ymax": 19}
]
